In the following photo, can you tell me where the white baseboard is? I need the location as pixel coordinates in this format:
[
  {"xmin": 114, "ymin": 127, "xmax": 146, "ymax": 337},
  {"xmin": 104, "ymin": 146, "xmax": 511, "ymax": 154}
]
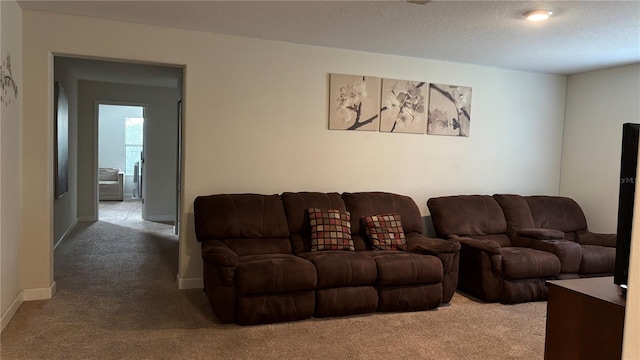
[
  {"xmin": 1, "ymin": 290, "xmax": 23, "ymax": 333},
  {"xmin": 176, "ymin": 274, "xmax": 203, "ymax": 290},
  {"xmin": 23, "ymin": 281, "xmax": 56, "ymax": 301},
  {"xmin": 2, "ymin": 282, "xmax": 57, "ymax": 333},
  {"xmin": 145, "ymin": 215, "xmax": 174, "ymax": 222},
  {"xmin": 54, "ymin": 219, "xmax": 78, "ymax": 250},
  {"xmin": 78, "ymin": 216, "xmax": 97, "ymax": 222}
]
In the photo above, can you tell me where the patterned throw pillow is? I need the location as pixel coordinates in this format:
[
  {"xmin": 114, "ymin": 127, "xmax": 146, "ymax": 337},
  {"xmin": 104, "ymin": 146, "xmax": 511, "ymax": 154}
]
[
  {"xmin": 308, "ymin": 208, "xmax": 355, "ymax": 251},
  {"xmin": 362, "ymin": 213, "xmax": 407, "ymax": 251}
]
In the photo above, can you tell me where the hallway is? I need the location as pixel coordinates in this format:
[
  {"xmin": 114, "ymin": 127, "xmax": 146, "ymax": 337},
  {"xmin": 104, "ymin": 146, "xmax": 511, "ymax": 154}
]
[{"xmin": 1, "ymin": 200, "xmax": 213, "ymax": 359}]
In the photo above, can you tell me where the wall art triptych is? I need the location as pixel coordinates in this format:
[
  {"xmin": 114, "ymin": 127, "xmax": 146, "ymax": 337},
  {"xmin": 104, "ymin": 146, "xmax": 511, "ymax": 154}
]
[{"xmin": 328, "ymin": 73, "xmax": 472, "ymax": 137}]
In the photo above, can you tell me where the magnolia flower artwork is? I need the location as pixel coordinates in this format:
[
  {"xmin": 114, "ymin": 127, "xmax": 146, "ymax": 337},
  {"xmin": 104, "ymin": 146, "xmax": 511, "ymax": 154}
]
[
  {"xmin": 1, "ymin": 53, "xmax": 19, "ymax": 107},
  {"xmin": 427, "ymin": 83, "xmax": 472, "ymax": 137},
  {"xmin": 380, "ymin": 79, "xmax": 427, "ymax": 134},
  {"xmin": 328, "ymin": 74, "xmax": 380, "ymax": 131}
]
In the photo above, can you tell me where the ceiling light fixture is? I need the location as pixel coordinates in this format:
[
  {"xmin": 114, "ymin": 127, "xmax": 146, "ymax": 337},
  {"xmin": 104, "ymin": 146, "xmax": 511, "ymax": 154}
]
[{"xmin": 524, "ymin": 9, "xmax": 552, "ymax": 21}]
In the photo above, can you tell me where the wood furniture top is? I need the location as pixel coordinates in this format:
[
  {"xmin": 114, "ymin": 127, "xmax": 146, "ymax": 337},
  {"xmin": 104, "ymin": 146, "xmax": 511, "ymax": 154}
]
[{"xmin": 546, "ymin": 276, "xmax": 626, "ymax": 306}]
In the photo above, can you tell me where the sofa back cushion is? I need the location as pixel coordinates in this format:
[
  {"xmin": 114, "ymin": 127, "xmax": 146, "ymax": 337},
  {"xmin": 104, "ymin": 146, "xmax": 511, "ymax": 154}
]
[
  {"xmin": 281, "ymin": 192, "xmax": 346, "ymax": 254},
  {"xmin": 342, "ymin": 192, "xmax": 423, "ymax": 251},
  {"xmin": 194, "ymin": 194, "xmax": 291, "ymax": 256},
  {"xmin": 493, "ymin": 194, "xmax": 536, "ymax": 234},
  {"xmin": 525, "ymin": 196, "xmax": 588, "ymax": 234},
  {"xmin": 99, "ymin": 167, "xmax": 120, "ymax": 181},
  {"xmin": 427, "ymin": 195, "xmax": 508, "ymax": 238},
  {"xmin": 468, "ymin": 234, "xmax": 512, "ymax": 247}
]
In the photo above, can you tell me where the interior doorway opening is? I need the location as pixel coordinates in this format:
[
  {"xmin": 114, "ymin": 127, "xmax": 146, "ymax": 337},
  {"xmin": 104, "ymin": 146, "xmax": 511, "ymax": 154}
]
[
  {"xmin": 98, "ymin": 104, "xmax": 144, "ymax": 203},
  {"xmin": 52, "ymin": 55, "xmax": 184, "ymax": 289},
  {"xmin": 98, "ymin": 103, "xmax": 145, "ymax": 222}
]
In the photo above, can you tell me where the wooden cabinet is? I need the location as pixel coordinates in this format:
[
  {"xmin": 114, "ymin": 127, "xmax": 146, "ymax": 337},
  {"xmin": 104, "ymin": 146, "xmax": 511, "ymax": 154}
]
[{"xmin": 544, "ymin": 277, "xmax": 626, "ymax": 360}]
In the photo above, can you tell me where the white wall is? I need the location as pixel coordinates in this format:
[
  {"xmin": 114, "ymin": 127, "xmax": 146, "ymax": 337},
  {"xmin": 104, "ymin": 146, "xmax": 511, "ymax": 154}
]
[
  {"xmin": 53, "ymin": 58, "xmax": 78, "ymax": 247},
  {"xmin": 98, "ymin": 104, "xmax": 143, "ymax": 197},
  {"xmin": 561, "ymin": 63, "xmax": 640, "ymax": 359},
  {"xmin": 98, "ymin": 105, "xmax": 127, "ymax": 172},
  {"xmin": 560, "ymin": 64, "xmax": 640, "ymax": 233},
  {"xmin": 78, "ymin": 81, "xmax": 177, "ymax": 220},
  {"xmin": 21, "ymin": 10, "xmax": 567, "ymax": 288},
  {"xmin": 0, "ymin": 0, "xmax": 22, "ymax": 331}
]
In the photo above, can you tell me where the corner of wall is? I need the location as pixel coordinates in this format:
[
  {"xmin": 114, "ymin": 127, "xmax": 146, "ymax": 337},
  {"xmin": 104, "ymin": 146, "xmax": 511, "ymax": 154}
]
[
  {"xmin": 0, "ymin": 290, "xmax": 23, "ymax": 333},
  {"xmin": 0, "ymin": 0, "xmax": 24, "ymax": 334},
  {"xmin": 175, "ymin": 273, "xmax": 203, "ymax": 290}
]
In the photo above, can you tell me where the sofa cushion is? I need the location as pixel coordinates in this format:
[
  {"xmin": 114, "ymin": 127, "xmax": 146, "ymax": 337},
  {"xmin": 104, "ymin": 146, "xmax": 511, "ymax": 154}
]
[
  {"xmin": 194, "ymin": 193, "xmax": 290, "ymax": 240},
  {"xmin": 235, "ymin": 254, "xmax": 317, "ymax": 295},
  {"xmin": 98, "ymin": 180, "xmax": 119, "ymax": 186},
  {"xmin": 299, "ymin": 251, "xmax": 376, "ymax": 288},
  {"xmin": 493, "ymin": 194, "xmax": 536, "ymax": 234},
  {"xmin": 281, "ymin": 192, "xmax": 346, "ymax": 254},
  {"xmin": 467, "ymin": 234, "xmax": 512, "ymax": 247},
  {"xmin": 516, "ymin": 228, "xmax": 565, "ymax": 240},
  {"xmin": 362, "ymin": 213, "xmax": 407, "ymax": 251},
  {"xmin": 367, "ymin": 252, "xmax": 443, "ymax": 286},
  {"xmin": 525, "ymin": 196, "xmax": 588, "ymax": 233},
  {"xmin": 98, "ymin": 167, "xmax": 120, "ymax": 181},
  {"xmin": 577, "ymin": 230, "xmax": 617, "ymax": 247},
  {"xmin": 221, "ymin": 238, "xmax": 292, "ymax": 257},
  {"xmin": 308, "ymin": 208, "xmax": 354, "ymax": 251},
  {"xmin": 427, "ymin": 195, "xmax": 508, "ymax": 237},
  {"xmin": 579, "ymin": 245, "xmax": 616, "ymax": 274},
  {"xmin": 500, "ymin": 247, "xmax": 560, "ymax": 279},
  {"xmin": 343, "ymin": 192, "xmax": 423, "ymax": 251}
]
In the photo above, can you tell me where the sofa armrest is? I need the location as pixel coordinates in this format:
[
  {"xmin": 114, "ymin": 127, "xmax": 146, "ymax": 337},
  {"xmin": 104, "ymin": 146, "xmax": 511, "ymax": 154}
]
[
  {"xmin": 201, "ymin": 240, "xmax": 239, "ymax": 286},
  {"xmin": 511, "ymin": 236, "xmax": 582, "ymax": 273},
  {"xmin": 516, "ymin": 228, "xmax": 564, "ymax": 240},
  {"xmin": 577, "ymin": 230, "xmax": 617, "ymax": 247},
  {"xmin": 406, "ymin": 233, "xmax": 461, "ymax": 254},
  {"xmin": 449, "ymin": 235, "xmax": 501, "ymax": 255}
]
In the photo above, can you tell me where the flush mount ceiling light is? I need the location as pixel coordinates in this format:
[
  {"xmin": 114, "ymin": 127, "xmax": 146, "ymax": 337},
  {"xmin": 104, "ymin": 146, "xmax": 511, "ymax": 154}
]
[{"xmin": 524, "ymin": 9, "xmax": 553, "ymax": 21}]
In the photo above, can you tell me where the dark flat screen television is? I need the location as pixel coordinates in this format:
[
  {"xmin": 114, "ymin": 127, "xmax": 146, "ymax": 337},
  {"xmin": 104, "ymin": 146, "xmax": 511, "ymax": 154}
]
[{"xmin": 614, "ymin": 123, "xmax": 639, "ymax": 290}]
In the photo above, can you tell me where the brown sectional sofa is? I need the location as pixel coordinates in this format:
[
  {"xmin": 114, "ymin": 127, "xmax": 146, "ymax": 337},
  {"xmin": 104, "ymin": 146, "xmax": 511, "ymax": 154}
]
[
  {"xmin": 194, "ymin": 191, "xmax": 460, "ymax": 325},
  {"xmin": 495, "ymin": 195, "xmax": 616, "ymax": 277},
  {"xmin": 427, "ymin": 194, "xmax": 616, "ymax": 304}
]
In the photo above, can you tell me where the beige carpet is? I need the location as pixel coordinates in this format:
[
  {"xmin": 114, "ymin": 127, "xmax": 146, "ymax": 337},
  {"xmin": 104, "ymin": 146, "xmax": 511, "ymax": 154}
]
[{"xmin": 1, "ymin": 201, "xmax": 547, "ymax": 360}]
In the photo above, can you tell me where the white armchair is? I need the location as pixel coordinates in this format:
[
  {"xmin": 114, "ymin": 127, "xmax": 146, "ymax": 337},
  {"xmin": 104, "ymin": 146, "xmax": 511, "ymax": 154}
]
[{"xmin": 98, "ymin": 167, "xmax": 124, "ymax": 201}]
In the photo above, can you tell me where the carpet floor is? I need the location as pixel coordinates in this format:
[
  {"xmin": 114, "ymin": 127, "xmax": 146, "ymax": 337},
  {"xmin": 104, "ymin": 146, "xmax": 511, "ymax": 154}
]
[{"xmin": 1, "ymin": 201, "xmax": 547, "ymax": 359}]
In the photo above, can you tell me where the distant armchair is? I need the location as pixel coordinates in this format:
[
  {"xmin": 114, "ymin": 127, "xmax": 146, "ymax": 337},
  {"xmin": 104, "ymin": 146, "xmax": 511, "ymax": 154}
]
[{"xmin": 99, "ymin": 167, "xmax": 124, "ymax": 201}]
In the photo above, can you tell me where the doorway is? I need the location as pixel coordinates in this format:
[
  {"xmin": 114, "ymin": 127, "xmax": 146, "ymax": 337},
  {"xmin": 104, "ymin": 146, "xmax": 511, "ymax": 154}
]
[
  {"xmin": 97, "ymin": 104, "xmax": 145, "ymax": 221},
  {"xmin": 52, "ymin": 55, "xmax": 184, "ymax": 288}
]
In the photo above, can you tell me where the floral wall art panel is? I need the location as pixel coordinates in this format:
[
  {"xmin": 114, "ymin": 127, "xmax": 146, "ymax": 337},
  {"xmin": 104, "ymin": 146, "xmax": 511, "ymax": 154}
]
[
  {"xmin": 380, "ymin": 79, "xmax": 427, "ymax": 134},
  {"xmin": 329, "ymin": 74, "xmax": 380, "ymax": 131},
  {"xmin": 427, "ymin": 83, "xmax": 472, "ymax": 137}
]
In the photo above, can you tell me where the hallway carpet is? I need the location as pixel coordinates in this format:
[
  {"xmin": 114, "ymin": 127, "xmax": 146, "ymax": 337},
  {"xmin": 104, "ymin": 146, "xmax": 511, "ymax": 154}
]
[{"xmin": 1, "ymin": 201, "xmax": 547, "ymax": 359}]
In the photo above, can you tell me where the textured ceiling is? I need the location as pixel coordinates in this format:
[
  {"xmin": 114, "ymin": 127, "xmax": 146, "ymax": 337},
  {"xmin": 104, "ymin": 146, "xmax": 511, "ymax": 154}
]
[{"xmin": 19, "ymin": 0, "xmax": 640, "ymax": 74}]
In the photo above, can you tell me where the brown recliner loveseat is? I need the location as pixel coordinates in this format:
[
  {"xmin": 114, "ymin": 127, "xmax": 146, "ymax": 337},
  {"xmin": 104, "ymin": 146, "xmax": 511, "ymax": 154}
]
[
  {"xmin": 427, "ymin": 195, "xmax": 562, "ymax": 304},
  {"xmin": 427, "ymin": 194, "xmax": 616, "ymax": 304},
  {"xmin": 494, "ymin": 194, "xmax": 616, "ymax": 278},
  {"xmin": 194, "ymin": 191, "xmax": 460, "ymax": 325}
]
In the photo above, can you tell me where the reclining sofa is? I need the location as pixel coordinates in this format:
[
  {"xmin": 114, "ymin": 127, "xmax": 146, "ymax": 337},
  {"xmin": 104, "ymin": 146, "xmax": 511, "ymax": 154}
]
[
  {"xmin": 427, "ymin": 194, "xmax": 615, "ymax": 304},
  {"xmin": 194, "ymin": 191, "xmax": 460, "ymax": 325}
]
